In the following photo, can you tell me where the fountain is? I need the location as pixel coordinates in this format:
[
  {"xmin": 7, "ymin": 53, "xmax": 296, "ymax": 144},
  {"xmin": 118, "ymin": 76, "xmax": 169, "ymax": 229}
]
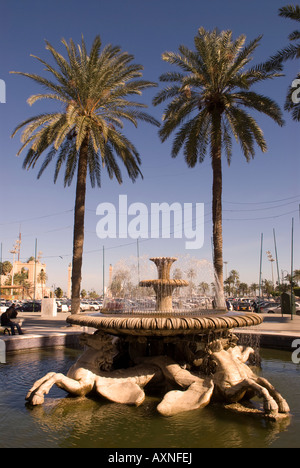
[
  {"xmin": 139, "ymin": 257, "xmax": 189, "ymax": 312},
  {"xmin": 25, "ymin": 257, "xmax": 290, "ymax": 420}
]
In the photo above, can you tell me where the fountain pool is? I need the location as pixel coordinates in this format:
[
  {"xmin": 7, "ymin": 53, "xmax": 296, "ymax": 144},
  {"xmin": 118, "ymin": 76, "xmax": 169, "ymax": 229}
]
[{"xmin": 0, "ymin": 347, "xmax": 299, "ymax": 448}]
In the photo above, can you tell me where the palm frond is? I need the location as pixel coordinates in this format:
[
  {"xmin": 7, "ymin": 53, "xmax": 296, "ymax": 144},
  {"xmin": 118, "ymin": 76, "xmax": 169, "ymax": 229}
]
[
  {"xmin": 232, "ymin": 91, "xmax": 284, "ymax": 126},
  {"xmin": 222, "ymin": 121, "xmax": 233, "ymax": 166},
  {"xmin": 224, "ymin": 35, "xmax": 263, "ymax": 85},
  {"xmin": 279, "ymin": 4, "xmax": 300, "ymax": 22},
  {"xmin": 289, "ymin": 30, "xmax": 300, "ymax": 41}
]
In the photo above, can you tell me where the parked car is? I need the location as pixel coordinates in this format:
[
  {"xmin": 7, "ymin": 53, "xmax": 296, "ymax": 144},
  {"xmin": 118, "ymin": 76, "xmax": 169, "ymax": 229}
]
[
  {"xmin": 88, "ymin": 302, "xmax": 101, "ymax": 311},
  {"xmin": 56, "ymin": 301, "xmax": 69, "ymax": 312},
  {"xmin": 236, "ymin": 301, "xmax": 252, "ymax": 312},
  {"xmin": 0, "ymin": 301, "xmax": 8, "ymax": 313},
  {"xmin": 259, "ymin": 302, "xmax": 280, "ymax": 313},
  {"xmin": 266, "ymin": 302, "xmax": 300, "ymax": 314},
  {"xmin": 0, "ymin": 300, "xmax": 13, "ymax": 312},
  {"xmin": 253, "ymin": 301, "xmax": 275, "ymax": 312},
  {"xmin": 16, "ymin": 302, "xmax": 41, "ymax": 312},
  {"xmin": 80, "ymin": 301, "xmax": 90, "ymax": 311},
  {"xmin": 104, "ymin": 299, "xmax": 135, "ymax": 312}
]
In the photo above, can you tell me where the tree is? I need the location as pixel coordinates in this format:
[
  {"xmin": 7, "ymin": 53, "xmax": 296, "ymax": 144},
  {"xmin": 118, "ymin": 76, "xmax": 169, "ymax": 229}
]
[
  {"xmin": 266, "ymin": 4, "xmax": 300, "ymax": 120},
  {"xmin": 238, "ymin": 282, "xmax": 249, "ymax": 296},
  {"xmin": 229, "ymin": 270, "xmax": 240, "ymax": 284},
  {"xmin": 88, "ymin": 290, "xmax": 99, "ymax": 299},
  {"xmin": 186, "ymin": 268, "xmax": 196, "ymax": 295},
  {"xmin": 173, "ymin": 268, "xmax": 183, "ymax": 280},
  {"xmin": 12, "ymin": 268, "xmax": 31, "ymax": 300},
  {"xmin": 110, "ymin": 269, "xmax": 132, "ymax": 297},
  {"xmin": 250, "ymin": 282, "xmax": 259, "ymax": 296},
  {"xmin": 0, "ymin": 261, "xmax": 12, "ymax": 276},
  {"xmin": 55, "ymin": 287, "xmax": 64, "ymax": 298},
  {"xmin": 186, "ymin": 268, "xmax": 196, "ymax": 281},
  {"xmin": 263, "ymin": 279, "xmax": 273, "ymax": 298},
  {"xmin": 224, "ymin": 284, "xmax": 231, "ymax": 296},
  {"xmin": 37, "ymin": 269, "xmax": 48, "ymax": 297},
  {"xmin": 153, "ymin": 28, "xmax": 284, "ymax": 307},
  {"xmin": 283, "ymin": 273, "xmax": 298, "ymax": 289},
  {"xmin": 224, "ymin": 269, "xmax": 240, "ymax": 296},
  {"xmin": 11, "ymin": 35, "xmax": 159, "ymax": 314},
  {"xmin": 293, "ymin": 269, "xmax": 300, "ymax": 284},
  {"xmin": 198, "ymin": 281, "xmax": 209, "ymax": 295}
]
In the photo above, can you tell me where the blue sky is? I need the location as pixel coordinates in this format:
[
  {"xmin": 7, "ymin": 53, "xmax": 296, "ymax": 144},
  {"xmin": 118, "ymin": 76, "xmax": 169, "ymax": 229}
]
[{"xmin": 0, "ymin": 0, "xmax": 299, "ymax": 293}]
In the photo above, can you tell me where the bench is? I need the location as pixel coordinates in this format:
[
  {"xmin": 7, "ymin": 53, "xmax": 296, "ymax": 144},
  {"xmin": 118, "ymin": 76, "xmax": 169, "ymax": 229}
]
[{"xmin": 0, "ymin": 319, "xmax": 24, "ymax": 336}]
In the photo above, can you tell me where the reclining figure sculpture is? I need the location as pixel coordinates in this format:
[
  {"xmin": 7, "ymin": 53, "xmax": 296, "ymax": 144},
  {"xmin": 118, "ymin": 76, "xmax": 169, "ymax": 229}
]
[{"xmin": 26, "ymin": 331, "xmax": 289, "ymax": 419}]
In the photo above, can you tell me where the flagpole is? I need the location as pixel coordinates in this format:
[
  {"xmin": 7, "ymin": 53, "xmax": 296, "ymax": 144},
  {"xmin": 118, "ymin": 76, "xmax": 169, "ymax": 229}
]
[
  {"xmin": 291, "ymin": 218, "xmax": 294, "ymax": 320},
  {"xmin": 33, "ymin": 238, "xmax": 37, "ymax": 312},
  {"xmin": 102, "ymin": 245, "xmax": 105, "ymax": 300},
  {"xmin": 258, "ymin": 233, "xmax": 263, "ymax": 305},
  {"xmin": 273, "ymin": 228, "xmax": 281, "ymax": 289}
]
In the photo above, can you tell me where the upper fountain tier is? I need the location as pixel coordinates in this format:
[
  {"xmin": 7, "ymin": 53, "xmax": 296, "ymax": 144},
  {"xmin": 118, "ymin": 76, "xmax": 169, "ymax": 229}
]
[{"xmin": 139, "ymin": 257, "xmax": 188, "ymax": 312}]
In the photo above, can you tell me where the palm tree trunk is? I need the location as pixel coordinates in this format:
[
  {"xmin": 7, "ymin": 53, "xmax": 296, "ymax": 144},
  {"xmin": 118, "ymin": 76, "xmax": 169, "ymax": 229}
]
[
  {"xmin": 71, "ymin": 135, "xmax": 88, "ymax": 314},
  {"xmin": 211, "ymin": 115, "xmax": 226, "ymax": 309}
]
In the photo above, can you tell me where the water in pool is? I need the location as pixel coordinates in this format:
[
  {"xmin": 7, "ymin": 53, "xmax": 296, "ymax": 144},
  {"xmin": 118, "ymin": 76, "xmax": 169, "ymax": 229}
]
[{"xmin": 0, "ymin": 347, "xmax": 299, "ymax": 448}]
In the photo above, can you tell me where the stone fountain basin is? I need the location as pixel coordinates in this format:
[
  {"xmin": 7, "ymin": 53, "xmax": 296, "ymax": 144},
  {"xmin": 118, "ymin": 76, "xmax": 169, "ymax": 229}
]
[{"xmin": 66, "ymin": 312, "xmax": 263, "ymax": 337}]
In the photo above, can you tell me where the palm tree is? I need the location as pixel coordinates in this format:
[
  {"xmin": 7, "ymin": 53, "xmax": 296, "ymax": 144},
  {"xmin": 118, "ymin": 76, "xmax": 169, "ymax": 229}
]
[
  {"xmin": 238, "ymin": 282, "xmax": 249, "ymax": 297},
  {"xmin": 263, "ymin": 279, "xmax": 273, "ymax": 298},
  {"xmin": 198, "ymin": 281, "xmax": 209, "ymax": 295},
  {"xmin": 12, "ymin": 267, "xmax": 30, "ymax": 300},
  {"xmin": 266, "ymin": 4, "xmax": 300, "ymax": 120},
  {"xmin": 250, "ymin": 282, "xmax": 259, "ymax": 296},
  {"xmin": 11, "ymin": 35, "xmax": 159, "ymax": 314},
  {"xmin": 37, "ymin": 269, "xmax": 48, "ymax": 297},
  {"xmin": 0, "ymin": 261, "xmax": 13, "ymax": 276},
  {"xmin": 186, "ymin": 267, "xmax": 196, "ymax": 295},
  {"xmin": 293, "ymin": 269, "xmax": 300, "ymax": 284},
  {"xmin": 153, "ymin": 28, "xmax": 284, "ymax": 307}
]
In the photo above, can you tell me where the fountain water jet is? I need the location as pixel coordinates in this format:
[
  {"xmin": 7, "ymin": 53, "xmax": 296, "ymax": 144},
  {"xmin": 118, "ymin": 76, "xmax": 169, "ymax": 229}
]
[{"xmin": 25, "ymin": 256, "xmax": 290, "ymax": 420}]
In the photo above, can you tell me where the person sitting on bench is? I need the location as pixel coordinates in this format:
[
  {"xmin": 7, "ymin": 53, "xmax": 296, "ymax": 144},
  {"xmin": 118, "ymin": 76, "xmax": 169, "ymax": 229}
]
[{"xmin": 1, "ymin": 304, "xmax": 23, "ymax": 335}]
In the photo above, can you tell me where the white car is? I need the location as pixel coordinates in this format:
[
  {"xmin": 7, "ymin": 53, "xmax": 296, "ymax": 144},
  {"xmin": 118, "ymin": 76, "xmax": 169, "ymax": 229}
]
[
  {"xmin": 80, "ymin": 301, "xmax": 90, "ymax": 311},
  {"xmin": 266, "ymin": 302, "xmax": 300, "ymax": 314},
  {"xmin": 88, "ymin": 302, "xmax": 102, "ymax": 311},
  {"xmin": 56, "ymin": 301, "xmax": 69, "ymax": 312}
]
